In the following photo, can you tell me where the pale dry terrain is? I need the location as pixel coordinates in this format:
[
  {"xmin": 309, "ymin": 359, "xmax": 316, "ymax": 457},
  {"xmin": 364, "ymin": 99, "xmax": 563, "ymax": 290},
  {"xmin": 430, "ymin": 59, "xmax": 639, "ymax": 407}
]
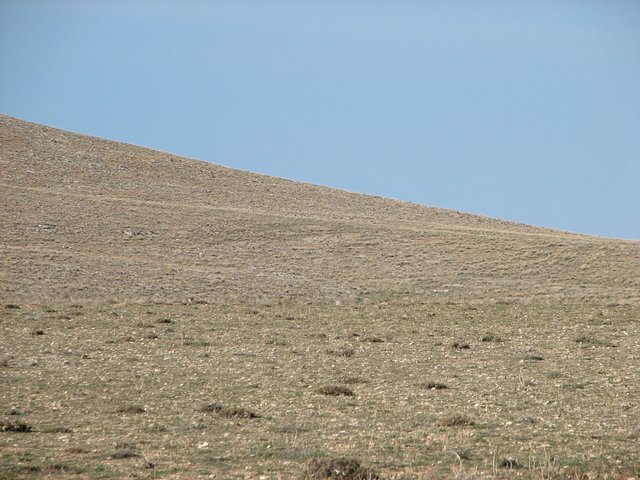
[{"xmin": 1, "ymin": 115, "xmax": 639, "ymax": 479}]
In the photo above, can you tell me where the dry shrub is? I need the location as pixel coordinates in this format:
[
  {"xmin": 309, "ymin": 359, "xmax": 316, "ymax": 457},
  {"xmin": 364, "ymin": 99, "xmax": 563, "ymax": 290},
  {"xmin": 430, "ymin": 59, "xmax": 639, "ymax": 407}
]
[
  {"xmin": 326, "ymin": 348, "xmax": 355, "ymax": 357},
  {"xmin": 339, "ymin": 376, "xmax": 368, "ymax": 385},
  {"xmin": 198, "ymin": 402, "xmax": 224, "ymax": 413},
  {"xmin": 198, "ymin": 402, "xmax": 259, "ymax": 418},
  {"xmin": 316, "ymin": 385, "xmax": 355, "ymax": 397},
  {"xmin": 523, "ymin": 354, "xmax": 544, "ymax": 361},
  {"xmin": 438, "ymin": 414, "xmax": 474, "ymax": 427},
  {"xmin": 223, "ymin": 407, "xmax": 259, "ymax": 419},
  {"xmin": 117, "ymin": 404, "xmax": 146, "ymax": 414},
  {"xmin": 499, "ymin": 457, "xmax": 520, "ymax": 469},
  {"xmin": 2, "ymin": 421, "xmax": 32, "ymax": 432},
  {"xmin": 304, "ymin": 457, "xmax": 379, "ymax": 479},
  {"xmin": 360, "ymin": 336, "xmax": 384, "ymax": 343},
  {"xmin": 481, "ymin": 334, "xmax": 501, "ymax": 342},
  {"xmin": 420, "ymin": 382, "xmax": 448, "ymax": 390}
]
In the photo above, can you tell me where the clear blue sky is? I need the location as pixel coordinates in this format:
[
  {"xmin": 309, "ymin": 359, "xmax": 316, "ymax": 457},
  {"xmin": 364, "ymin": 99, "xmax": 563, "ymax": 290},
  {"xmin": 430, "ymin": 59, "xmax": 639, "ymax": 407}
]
[{"xmin": 1, "ymin": 1, "xmax": 639, "ymax": 239}]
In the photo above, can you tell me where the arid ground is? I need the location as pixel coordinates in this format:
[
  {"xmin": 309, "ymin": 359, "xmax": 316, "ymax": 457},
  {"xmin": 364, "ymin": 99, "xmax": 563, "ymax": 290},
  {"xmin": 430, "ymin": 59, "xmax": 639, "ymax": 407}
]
[{"xmin": 1, "ymin": 115, "xmax": 639, "ymax": 479}]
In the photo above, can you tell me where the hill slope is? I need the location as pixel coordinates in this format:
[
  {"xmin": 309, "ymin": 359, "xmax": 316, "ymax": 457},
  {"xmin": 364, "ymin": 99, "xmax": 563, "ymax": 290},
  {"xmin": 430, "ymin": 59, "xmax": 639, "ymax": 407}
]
[
  {"xmin": 1, "ymin": 114, "xmax": 638, "ymax": 305},
  {"xmin": 1, "ymin": 115, "xmax": 640, "ymax": 479}
]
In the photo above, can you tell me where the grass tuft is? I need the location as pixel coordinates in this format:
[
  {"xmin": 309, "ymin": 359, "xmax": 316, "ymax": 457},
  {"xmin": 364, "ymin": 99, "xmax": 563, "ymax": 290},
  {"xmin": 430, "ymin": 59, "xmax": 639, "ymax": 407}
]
[
  {"xmin": 523, "ymin": 354, "xmax": 544, "ymax": 361},
  {"xmin": 223, "ymin": 407, "xmax": 260, "ymax": 419},
  {"xmin": 316, "ymin": 385, "xmax": 355, "ymax": 397},
  {"xmin": 420, "ymin": 382, "xmax": 448, "ymax": 390},
  {"xmin": 304, "ymin": 457, "xmax": 379, "ymax": 479},
  {"xmin": 339, "ymin": 376, "xmax": 368, "ymax": 385},
  {"xmin": 326, "ymin": 348, "xmax": 355, "ymax": 357},
  {"xmin": 360, "ymin": 336, "xmax": 384, "ymax": 343},
  {"xmin": 2, "ymin": 421, "xmax": 32, "ymax": 432},
  {"xmin": 116, "ymin": 404, "xmax": 146, "ymax": 414},
  {"xmin": 575, "ymin": 335, "xmax": 616, "ymax": 347},
  {"xmin": 481, "ymin": 334, "xmax": 502, "ymax": 342},
  {"xmin": 499, "ymin": 457, "xmax": 520, "ymax": 469},
  {"xmin": 438, "ymin": 414, "xmax": 474, "ymax": 427},
  {"xmin": 198, "ymin": 402, "xmax": 224, "ymax": 413},
  {"xmin": 198, "ymin": 402, "xmax": 259, "ymax": 418}
]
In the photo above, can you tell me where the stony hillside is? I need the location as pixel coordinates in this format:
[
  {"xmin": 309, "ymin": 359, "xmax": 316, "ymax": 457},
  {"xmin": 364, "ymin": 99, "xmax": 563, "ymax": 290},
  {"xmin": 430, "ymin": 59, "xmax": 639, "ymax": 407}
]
[{"xmin": 1, "ymin": 114, "xmax": 639, "ymax": 305}]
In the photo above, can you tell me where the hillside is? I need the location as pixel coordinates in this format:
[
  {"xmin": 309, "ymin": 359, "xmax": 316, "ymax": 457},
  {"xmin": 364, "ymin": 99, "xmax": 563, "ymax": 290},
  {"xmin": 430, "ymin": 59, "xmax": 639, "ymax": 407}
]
[
  {"xmin": 1, "ymin": 114, "xmax": 638, "ymax": 306},
  {"xmin": 1, "ymin": 115, "xmax": 639, "ymax": 480}
]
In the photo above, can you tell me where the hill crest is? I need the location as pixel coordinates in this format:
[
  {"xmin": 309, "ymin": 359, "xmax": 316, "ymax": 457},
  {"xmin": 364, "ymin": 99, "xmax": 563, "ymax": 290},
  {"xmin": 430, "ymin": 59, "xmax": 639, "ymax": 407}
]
[{"xmin": 1, "ymin": 114, "xmax": 639, "ymax": 305}]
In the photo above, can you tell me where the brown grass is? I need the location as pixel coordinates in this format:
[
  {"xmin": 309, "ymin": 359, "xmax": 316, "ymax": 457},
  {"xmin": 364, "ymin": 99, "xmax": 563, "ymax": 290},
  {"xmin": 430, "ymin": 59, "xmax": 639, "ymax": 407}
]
[
  {"xmin": 304, "ymin": 457, "xmax": 379, "ymax": 479},
  {"xmin": 1, "ymin": 116, "xmax": 639, "ymax": 479},
  {"xmin": 1, "ymin": 421, "xmax": 32, "ymax": 433},
  {"xmin": 316, "ymin": 385, "xmax": 356, "ymax": 397},
  {"xmin": 438, "ymin": 414, "xmax": 475, "ymax": 427}
]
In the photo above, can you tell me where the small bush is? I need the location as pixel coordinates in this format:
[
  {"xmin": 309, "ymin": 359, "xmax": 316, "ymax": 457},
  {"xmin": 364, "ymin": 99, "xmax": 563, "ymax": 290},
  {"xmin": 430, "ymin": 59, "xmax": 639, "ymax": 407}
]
[
  {"xmin": 420, "ymin": 382, "xmax": 448, "ymax": 390},
  {"xmin": 523, "ymin": 354, "xmax": 544, "ymax": 361},
  {"xmin": 481, "ymin": 334, "xmax": 502, "ymax": 342},
  {"xmin": 223, "ymin": 407, "xmax": 259, "ymax": 419},
  {"xmin": 451, "ymin": 342, "xmax": 471, "ymax": 350},
  {"xmin": 111, "ymin": 450, "xmax": 140, "ymax": 459},
  {"xmin": 575, "ymin": 335, "xmax": 615, "ymax": 347},
  {"xmin": 117, "ymin": 405, "xmax": 146, "ymax": 414},
  {"xmin": 316, "ymin": 385, "xmax": 355, "ymax": 397},
  {"xmin": 198, "ymin": 402, "xmax": 259, "ymax": 418},
  {"xmin": 304, "ymin": 457, "xmax": 379, "ymax": 479},
  {"xmin": 2, "ymin": 421, "xmax": 32, "ymax": 432},
  {"xmin": 438, "ymin": 414, "xmax": 474, "ymax": 427},
  {"xmin": 326, "ymin": 348, "xmax": 355, "ymax": 357},
  {"xmin": 499, "ymin": 457, "xmax": 520, "ymax": 469},
  {"xmin": 198, "ymin": 402, "xmax": 224, "ymax": 413},
  {"xmin": 339, "ymin": 376, "xmax": 368, "ymax": 385},
  {"xmin": 360, "ymin": 336, "xmax": 384, "ymax": 343}
]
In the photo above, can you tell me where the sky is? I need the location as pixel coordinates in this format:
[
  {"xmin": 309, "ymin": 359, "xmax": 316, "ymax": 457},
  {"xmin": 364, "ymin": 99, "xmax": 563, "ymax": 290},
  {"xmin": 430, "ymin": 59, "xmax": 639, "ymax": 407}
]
[{"xmin": 1, "ymin": 1, "xmax": 639, "ymax": 240}]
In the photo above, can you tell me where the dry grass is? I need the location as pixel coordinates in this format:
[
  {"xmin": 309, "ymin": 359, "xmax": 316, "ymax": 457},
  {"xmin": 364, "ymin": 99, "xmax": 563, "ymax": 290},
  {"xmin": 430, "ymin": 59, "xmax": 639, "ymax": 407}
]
[
  {"xmin": 438, "ymin": 414, "xmax": 475, "ymax": 427},
  {"xmin": 1, "ymin": 116, "xmax": 639, "ymax": 479},
  {"xmin": 316, "ymin": 385, "xmax": 356, "ymax": 397},
  {"xmin": 2, "ymin": 301, "xmax": 638, "ymax": 478},
  {"xmin": 1, "ymin": 421, "xmax": 32, "ymax": 433},
  {"xmin": 304, "ymin": 457, "xmax": 379, "ymax": 479}
]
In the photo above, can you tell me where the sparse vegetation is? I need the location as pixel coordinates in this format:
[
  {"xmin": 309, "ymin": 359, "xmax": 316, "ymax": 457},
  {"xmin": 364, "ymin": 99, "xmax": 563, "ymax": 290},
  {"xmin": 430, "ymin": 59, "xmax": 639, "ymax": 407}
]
[
  {"xmin": 523, "ymin": 354, "xmax": 544, "ymax": 361},
  {"xmin": 1, "ymin": 116, "xmax": 639, "ymax": 479},
  {"xmin": 481, "ymin": 334, "xmax": 502, "ymax": 342},
  {"xmin": 499, "ymin": 457, "xmax": 520, "ymax": 469},
  {"xmin": 304, "ymin": 457, "xmax": 379, "ymax": 480},
  {"xmin": 438, "ymin": 415, "xmax": 475, "ymax": 427},
  {"xmin": 339, "ymin": 376, "xmax": 368, "ymax": 385},
  {"xmin": 326, "ymin": 348, "xmax": 356, "ymax": 357},
  {"xmin": 420, "ymin": 382, "xmax": 449, "ymax": 390},
  {"xmin": 111, "ymin": 441, "xmax": 140, "ymax": 459},
  {"xmin": 198, "ymin": 402, "xmax": 259, "ymax": 418},
  {"xmin": 316, "ymin": 385, "xmax": 355, "ymax": 396},
  {"xmin": 575, "ymin": 335, "xmax": 616, "ymax": 347},
  {"xmin": 2, "ymin": 421, "xmax": 32, "ymax": 432},
  {"xmin": 116, "ymin": 404, "xmax": 146, "ymax": 414}
]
